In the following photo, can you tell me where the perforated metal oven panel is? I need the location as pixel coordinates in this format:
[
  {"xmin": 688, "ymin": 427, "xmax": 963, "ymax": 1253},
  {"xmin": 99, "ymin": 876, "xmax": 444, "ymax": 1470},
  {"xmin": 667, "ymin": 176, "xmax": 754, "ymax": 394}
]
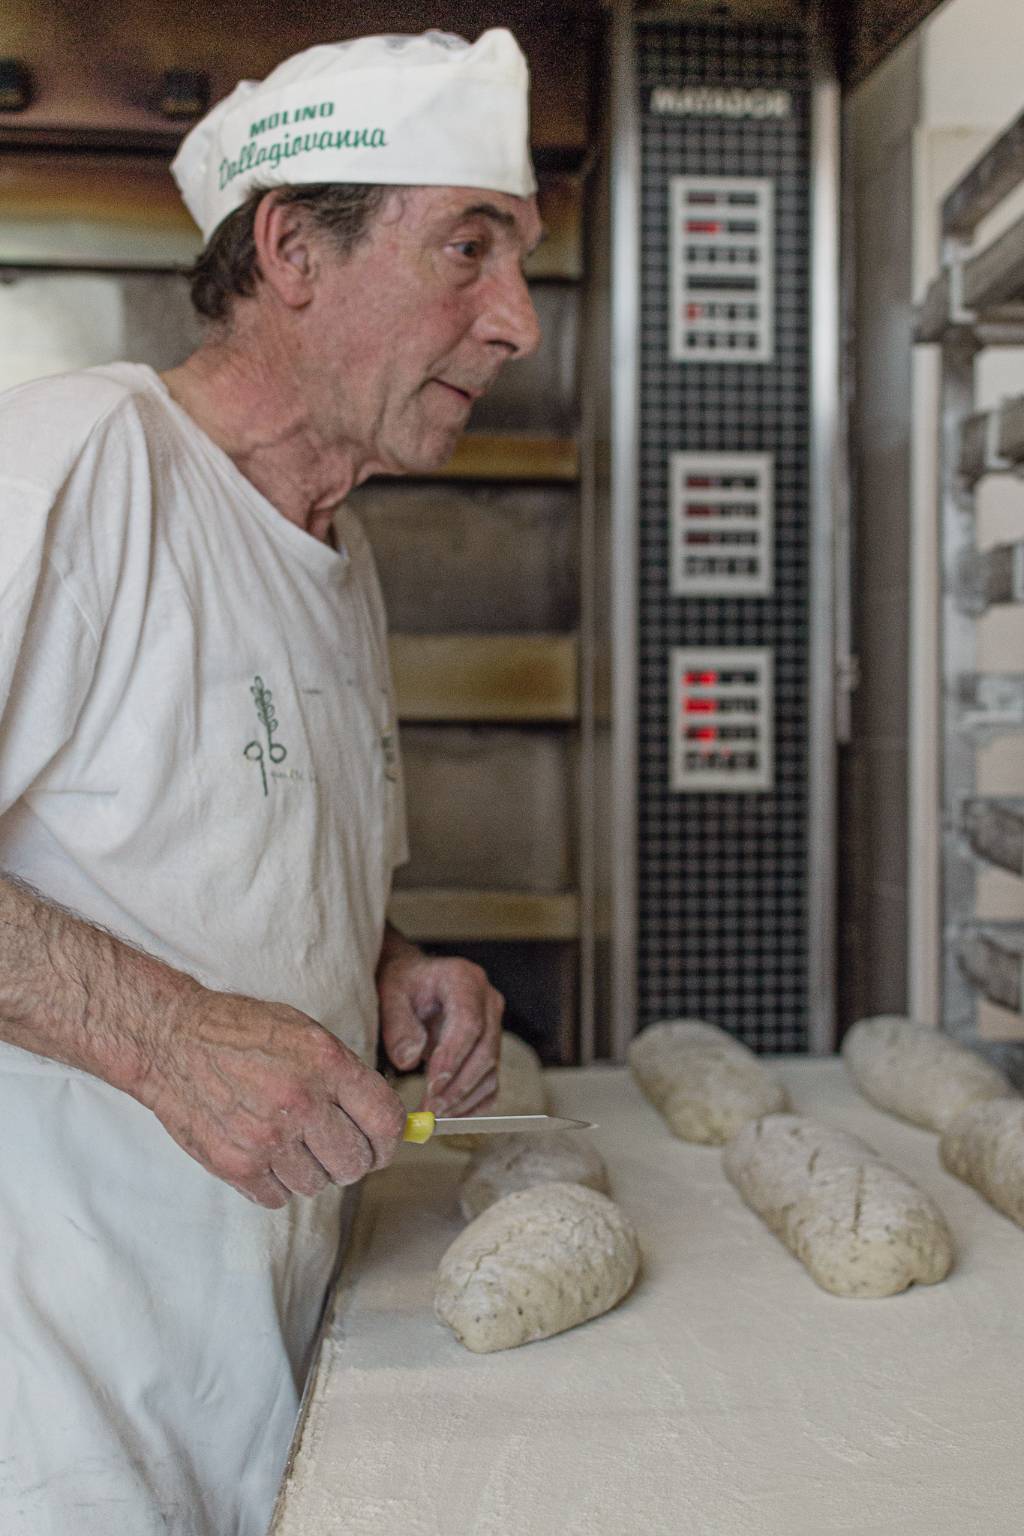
[{"xmin": 636, "ymin": 19, "xmax": 811, "ymax": 1052}]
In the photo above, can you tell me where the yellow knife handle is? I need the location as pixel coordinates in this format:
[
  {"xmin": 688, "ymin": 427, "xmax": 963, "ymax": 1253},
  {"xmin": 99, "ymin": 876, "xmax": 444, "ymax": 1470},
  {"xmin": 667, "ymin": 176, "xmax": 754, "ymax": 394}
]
[{"xmin": 403, "ymin": 1111, "xmax": 436, "ymax": 1144}]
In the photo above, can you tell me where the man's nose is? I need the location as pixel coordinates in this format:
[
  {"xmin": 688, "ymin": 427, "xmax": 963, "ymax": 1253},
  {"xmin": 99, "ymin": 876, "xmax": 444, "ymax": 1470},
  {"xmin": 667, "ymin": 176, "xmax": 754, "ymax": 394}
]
[{"xmin": 478, "ymin": 266, "xmax": 542, "ymax": 361}]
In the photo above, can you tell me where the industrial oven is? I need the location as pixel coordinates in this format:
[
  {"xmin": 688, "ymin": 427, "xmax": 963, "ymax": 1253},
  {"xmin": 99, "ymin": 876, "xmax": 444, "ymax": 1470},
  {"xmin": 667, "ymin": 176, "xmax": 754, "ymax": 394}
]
[{"xmin": 595, "ymin": 1, "xmax": 841, "ymax": 1060}]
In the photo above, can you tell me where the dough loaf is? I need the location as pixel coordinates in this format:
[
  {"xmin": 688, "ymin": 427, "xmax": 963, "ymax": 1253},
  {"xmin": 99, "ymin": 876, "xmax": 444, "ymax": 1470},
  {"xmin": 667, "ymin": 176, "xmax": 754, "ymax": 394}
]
[
  {"xmin": 440, "ymin": 1032, "xmax": 547, "ymax": 1153},
  {"xmin": 723, "ymin": 1114, "xmax": 954, "ymax": 1297},
  {"xmin": 629, "ymin": 1019, "xmax": 788, "ymax": 1144},
  {"xmin": 458, "ymin": 1131, "xmax": 609, "ymax": 1221},
  {"xmin": 435, "ymin": 1181, "xmax": 640, "ymax": 1353},
  {"xmin": 394, "ymin": 1030, "xmax": 547, "ymax": 1153},
  {"xmin": 940, "ymin": 1097, "xmax": 1024, "ymax": 1228},
  {"xmin": 843, "ymin": 1015, "xmax": 1012, "ymax": 1131}
]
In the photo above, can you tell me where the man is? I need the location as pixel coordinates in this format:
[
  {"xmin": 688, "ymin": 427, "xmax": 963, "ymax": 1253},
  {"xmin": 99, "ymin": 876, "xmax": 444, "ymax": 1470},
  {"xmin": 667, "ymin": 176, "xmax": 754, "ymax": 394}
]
[{"xmin": 0, "ymin": 28, "xmax": 541, "ymax": 1536}]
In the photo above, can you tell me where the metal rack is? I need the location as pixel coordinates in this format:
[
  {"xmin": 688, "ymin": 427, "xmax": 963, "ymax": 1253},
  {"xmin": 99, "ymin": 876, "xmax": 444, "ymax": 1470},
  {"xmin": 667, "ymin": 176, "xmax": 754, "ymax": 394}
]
[{"xmin": 915, "ymin": 105, "xmax": 1024, "ymax": 1058}]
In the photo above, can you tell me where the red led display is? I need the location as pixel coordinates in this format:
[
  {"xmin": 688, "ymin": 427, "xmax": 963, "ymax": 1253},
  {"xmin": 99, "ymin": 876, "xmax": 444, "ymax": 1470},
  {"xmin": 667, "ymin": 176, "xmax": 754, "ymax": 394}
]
[
  {"xmin": 686, "ymin": 220, "xmax": 722, "ymax": 234},
  {"xmin": 684, "ymin": 671, "xmax": 720, "ymax": 685},
  {"xmin": 684, "ymin": 698, "xmax": 717, "ymax": 714}
]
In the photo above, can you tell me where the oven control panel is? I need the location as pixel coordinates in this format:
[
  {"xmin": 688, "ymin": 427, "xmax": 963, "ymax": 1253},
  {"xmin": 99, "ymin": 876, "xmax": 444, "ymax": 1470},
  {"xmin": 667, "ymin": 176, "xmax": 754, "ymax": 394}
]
[
  {"xmin": 669, "ymin": 176, "xmax": 775, "ymax": 363},
  {"xmin": 669, "ymin": 451, "xmax": 774, "ymax": 597},
  {"xmin": 669, "ymin": 647, "xmax": 774, "ymax": 793}
]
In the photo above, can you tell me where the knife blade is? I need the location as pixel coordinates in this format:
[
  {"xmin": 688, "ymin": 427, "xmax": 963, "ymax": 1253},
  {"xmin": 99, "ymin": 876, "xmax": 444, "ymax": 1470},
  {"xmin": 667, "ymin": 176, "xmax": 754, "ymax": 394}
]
[{"xmin": 403, "ymin": 1111, "xmax": 594, "ymax": 1144}]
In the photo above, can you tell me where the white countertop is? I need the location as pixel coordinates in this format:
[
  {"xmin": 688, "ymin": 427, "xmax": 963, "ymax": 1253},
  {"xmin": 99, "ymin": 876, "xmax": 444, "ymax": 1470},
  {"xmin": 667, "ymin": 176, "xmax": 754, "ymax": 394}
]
[{"xmin": 271, "ymin": 1060, "xmax": 1024, "ymax": 1536}]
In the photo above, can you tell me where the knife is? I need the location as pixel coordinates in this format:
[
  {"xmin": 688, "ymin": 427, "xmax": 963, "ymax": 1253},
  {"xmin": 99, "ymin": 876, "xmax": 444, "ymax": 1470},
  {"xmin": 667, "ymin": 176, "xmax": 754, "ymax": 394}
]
[{"xmin": 403, "ymin": 1111, "xmax": 594, "ymax": 1144}]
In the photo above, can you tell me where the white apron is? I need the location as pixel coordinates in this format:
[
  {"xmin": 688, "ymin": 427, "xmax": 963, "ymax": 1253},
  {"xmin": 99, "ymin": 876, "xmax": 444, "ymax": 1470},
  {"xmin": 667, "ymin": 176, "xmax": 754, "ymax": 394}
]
[
  {"xmin": 0, "ymin": 364, "xmax": 407, "ymax": 1533},
  {"xmin": 0, "ymin": 1053, "xmax": 353, "ymax": 1535}
]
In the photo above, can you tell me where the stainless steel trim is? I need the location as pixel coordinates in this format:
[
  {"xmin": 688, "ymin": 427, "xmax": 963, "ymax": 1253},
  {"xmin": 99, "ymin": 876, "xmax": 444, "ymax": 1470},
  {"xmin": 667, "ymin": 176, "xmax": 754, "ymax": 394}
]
[
  {"xmin": 806, "ymin": 27, "xmax": 841, "ymax": 1054},
  {"xmin": 835, "ymin": 67, "xmax": 858, "ymax": 749},
  {"xmin": 609, "ymin": 0, "xmax": 640, "ymax": 1061},
  {"xmin": 940, "ymin": 337, "xmax": 980, "ymax": 1038},
  {"xmin": 577, "ymin": 155, "xmax": 601, "ymax": 1067}
]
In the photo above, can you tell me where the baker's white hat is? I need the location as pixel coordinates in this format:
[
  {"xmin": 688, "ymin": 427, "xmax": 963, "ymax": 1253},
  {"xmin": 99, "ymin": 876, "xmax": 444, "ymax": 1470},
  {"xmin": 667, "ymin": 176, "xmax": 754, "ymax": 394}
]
[{"xmin": 171, "ymin": 28, "xmax": 537, "ymax": 242}]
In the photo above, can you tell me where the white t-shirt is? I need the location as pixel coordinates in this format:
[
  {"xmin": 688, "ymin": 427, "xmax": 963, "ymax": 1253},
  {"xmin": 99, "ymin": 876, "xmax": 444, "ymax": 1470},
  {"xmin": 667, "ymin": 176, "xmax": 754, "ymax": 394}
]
[
  {"xmin": 0, "ymin": 361, "xmax": 407, "ymax": 1066},
  {"xmin": 0, "ymin": 361, "xmax": 408, "ymax": 1535}
]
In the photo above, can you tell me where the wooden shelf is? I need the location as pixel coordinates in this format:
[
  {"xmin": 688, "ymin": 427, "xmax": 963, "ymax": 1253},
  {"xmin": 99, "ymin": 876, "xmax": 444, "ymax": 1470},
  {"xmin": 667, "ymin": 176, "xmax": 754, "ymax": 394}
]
[
  {"xmin": 389, "ymin": 633, "xmax": 577, "ymax": 722},
  {"xmin": 387, "ymin": 887, "xmax": 579, "ymax": 943},
  {"xmin": 0, "ymin": 1, "xmax": 597, "ymax": 159},
  {"xmin": 0, "ymin": 152, "xmax": 201, "ymax": 268},
  {"xmin": 0, "ymin": 153, "xmax": 583, "ymax": 278},
  {"xmin": 527, "ymin": 174, "xmax": 583, "ymax": 282},
  {"xmin": 423, "ymin": 433, "xmax": 579, "ymax": 482}
]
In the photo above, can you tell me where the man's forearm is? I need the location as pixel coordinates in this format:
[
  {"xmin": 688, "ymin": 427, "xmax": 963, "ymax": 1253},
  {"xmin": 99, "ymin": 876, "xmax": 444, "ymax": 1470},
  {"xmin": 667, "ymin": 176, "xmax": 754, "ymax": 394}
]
[
  {"xmin": 0, "ymin": 873, "xmax": 406, "ymax": 1205},
  {"xmin": 375, "ymin": 919, "xmax": 422, "ymax": 980},
  {"xmin": 0, "ymin": 872, "xmax": 196, "ymax": 1096}
]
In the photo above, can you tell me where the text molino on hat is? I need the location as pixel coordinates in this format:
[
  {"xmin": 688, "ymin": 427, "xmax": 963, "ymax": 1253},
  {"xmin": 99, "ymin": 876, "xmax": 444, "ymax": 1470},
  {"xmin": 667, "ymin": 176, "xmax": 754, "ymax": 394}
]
[{"xmin": 171, "ymin": 28, "xmax": 537, "ymax": 243}]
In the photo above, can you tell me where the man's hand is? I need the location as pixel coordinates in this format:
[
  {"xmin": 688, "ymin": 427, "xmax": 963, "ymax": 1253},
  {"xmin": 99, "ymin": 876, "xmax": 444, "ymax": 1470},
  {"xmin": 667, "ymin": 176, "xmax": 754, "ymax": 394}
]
[
  {"xmin": 135, "ymin": 988, "xmax": 406, "ymax": 1209},
  {"xmin": 376, "ymin": 927, "xmax": 504, "ymax": 1116},
  {"xmin": 0, "ymin": 874, "xmax": 406, "ymax": 1208}
]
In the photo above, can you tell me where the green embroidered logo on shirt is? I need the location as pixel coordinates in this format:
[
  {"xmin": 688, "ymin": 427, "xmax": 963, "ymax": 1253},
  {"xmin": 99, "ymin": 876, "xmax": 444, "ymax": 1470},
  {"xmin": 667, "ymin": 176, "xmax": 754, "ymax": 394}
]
[{"xmin": 244, "ymin": 676, "xmax": 287, "ymax": 797}]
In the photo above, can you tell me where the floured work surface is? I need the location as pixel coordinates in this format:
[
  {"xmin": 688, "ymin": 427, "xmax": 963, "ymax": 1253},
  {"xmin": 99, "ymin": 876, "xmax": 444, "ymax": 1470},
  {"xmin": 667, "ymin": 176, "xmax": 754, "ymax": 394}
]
[{"xmin": 271, "ymin": 1061, "xmax": 1024, "ymax": 1536}]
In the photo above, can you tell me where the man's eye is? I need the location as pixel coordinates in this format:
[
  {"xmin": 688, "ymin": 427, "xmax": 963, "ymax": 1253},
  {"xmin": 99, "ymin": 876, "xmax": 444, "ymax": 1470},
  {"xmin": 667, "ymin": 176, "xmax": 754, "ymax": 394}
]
[{"xmin": 451, "ymin": 240, "xmax": 482, "ymax": 260}]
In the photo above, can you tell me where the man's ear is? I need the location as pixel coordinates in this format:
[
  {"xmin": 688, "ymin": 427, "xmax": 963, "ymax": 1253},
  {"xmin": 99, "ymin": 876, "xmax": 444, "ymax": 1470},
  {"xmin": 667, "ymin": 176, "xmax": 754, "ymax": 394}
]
[{"xmin": 251, "ymin": 193, "xmax": 318, "ymax": 309}]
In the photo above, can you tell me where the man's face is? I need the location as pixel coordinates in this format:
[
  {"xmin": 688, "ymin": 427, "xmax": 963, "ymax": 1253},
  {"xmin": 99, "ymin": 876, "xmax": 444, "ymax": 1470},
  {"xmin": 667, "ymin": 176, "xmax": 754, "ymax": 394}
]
[{"xmin": 300, "ymin": 185, "xmax": 544, "ymax": 476}]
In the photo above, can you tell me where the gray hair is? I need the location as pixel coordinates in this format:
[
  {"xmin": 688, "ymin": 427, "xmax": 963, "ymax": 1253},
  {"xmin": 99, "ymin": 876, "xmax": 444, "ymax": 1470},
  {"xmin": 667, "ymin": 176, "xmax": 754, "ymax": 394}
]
[{"xmin": 187, "ymin": 182, "xmax": 390, "ymax": 322}]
